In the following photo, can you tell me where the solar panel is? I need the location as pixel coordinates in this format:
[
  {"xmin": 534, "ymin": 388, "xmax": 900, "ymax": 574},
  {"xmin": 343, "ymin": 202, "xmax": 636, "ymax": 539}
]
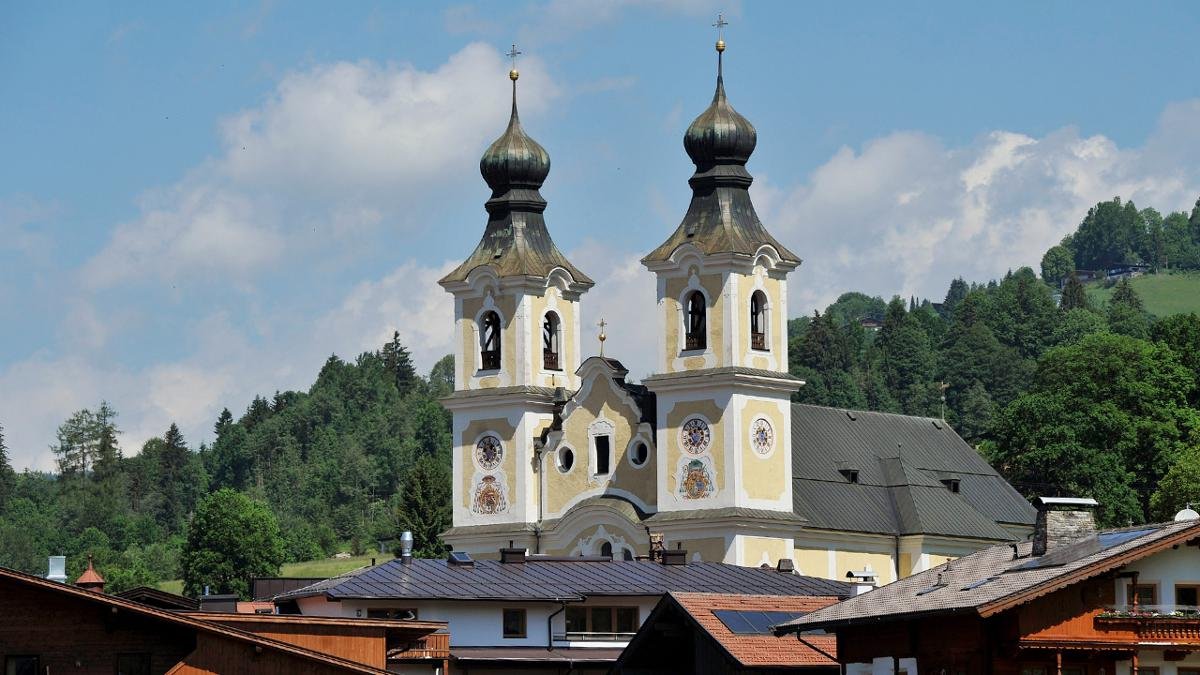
[
  {"xmin": 713, "ymin": 610, "xmax": 808, "ymax": 634},
  {"xmin": 1009, "ymin": 527, "xmax": 1158, "ymax": 572}
]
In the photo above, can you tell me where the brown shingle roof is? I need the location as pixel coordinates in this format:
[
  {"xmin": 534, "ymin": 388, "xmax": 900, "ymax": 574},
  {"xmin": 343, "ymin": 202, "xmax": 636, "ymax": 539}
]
[{"xmin": 778, "ymin": 519, "xmax": 1200, "ymax": 633}]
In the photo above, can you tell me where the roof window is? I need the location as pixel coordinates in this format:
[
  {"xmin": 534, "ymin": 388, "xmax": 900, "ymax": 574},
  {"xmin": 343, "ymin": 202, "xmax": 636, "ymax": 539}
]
[{"xmin": 839, "ymin": 469, "xmax": 860, "ymax": 484}]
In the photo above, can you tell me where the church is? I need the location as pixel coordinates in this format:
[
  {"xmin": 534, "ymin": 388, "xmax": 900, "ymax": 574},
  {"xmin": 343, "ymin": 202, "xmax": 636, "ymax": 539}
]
[{"xmin": 437, "ymin": 36, "xmax": 1035, "ymax": 585}]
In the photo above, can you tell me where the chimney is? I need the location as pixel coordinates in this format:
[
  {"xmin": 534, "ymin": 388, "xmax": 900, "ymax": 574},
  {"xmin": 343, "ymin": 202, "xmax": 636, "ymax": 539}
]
[
  {"xmin": 399, "ymin": 531, "xmax": 414, "ymax": 565},
  {"xmin": 46, "ymin": 556, "xmax": 67, "ymax": 583},
  {"xmin": 75, "ymin": 554, "xmax": 106, "ymax": 593},
  {"xmin": 500, "ymin": 547, "xmax": 527, "ymax": 564},
  {"xmin": 845, "ymin": 568, "xmax": 878, "ymax": 596},
  {"xmin": 198, "ymin": 593, "xmax": 239, "ymax": 613},
  {"xmin": 648, "ymin": 532, "xmax": 665, "ymax": 562},
  {"xmin": 1033, "ymin": 496, "xmax": 1099, "ymax": 556},
  {"xmin": 776, "ymin": 559, "xmax": 796, "ymax": 574},
  {"xmin": 661, "ymin": 549, "xmax": 688, "ymax": 566}
]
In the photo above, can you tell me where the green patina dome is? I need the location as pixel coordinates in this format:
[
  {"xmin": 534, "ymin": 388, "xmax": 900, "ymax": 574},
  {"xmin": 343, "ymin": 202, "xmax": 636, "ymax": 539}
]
[
  {"xmin": 683, "ymin": 65, "xmax": 757, "ymax": 170},
  {"xmin": 479, "ymin": 96, "xmax": 550, "ymax": 196}
]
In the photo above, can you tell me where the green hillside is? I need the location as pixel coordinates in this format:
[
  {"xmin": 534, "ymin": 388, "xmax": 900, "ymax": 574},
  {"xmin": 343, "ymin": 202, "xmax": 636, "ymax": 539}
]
[
  {"xmin": 1086, "ymin": 272, "xmax": 1200, "ymax": 316},
  {"xmin": 156, "ymin": 552, "xmax": 379, "ymax": 596}
]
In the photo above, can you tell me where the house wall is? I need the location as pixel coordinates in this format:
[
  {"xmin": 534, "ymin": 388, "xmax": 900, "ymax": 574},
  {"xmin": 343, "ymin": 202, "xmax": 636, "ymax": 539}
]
[{"xmin": 1118, "ymin": 543, "xmax": 1200, "ymax": 610}]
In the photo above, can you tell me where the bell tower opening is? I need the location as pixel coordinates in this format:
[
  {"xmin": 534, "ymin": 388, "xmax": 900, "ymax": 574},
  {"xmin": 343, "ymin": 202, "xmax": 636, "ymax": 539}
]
[
  {"xmin": 543, "ymin": 311, "xmax": 561, "ymax": 371},
  {"xmin": 479, "ymin": 310, "xmax": 502, "ymax": 371},
  {"xmin": 750, "ymin": 290, "xmax": 768, "ymax": 351},
  {"xmin": 684, "ymin": 291, "xmax": 707, "ymax": 351}
]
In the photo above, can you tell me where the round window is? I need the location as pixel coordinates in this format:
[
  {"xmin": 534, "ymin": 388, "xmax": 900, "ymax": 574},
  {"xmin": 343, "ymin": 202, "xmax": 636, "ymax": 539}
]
[
  {"xmin": 558, "ymin": 447, "xmax": 575, "ymax": 473},
  {"xmin": 630, "ymin": 441, "xmax": 649, "ymax": 467}
]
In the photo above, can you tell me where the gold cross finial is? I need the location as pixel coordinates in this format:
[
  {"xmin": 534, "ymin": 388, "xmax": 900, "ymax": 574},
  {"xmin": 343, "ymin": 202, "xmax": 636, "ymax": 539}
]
[
  {"xmin": 713, "ymin": 12, "xmax": 728, "ymax": 52},
  {"xmin": 506, "ymin": 43, "xmax": 522, "ymax": 81},
  {"xmin": 597, "ymin": 318, "xmax": 607, "ymax": 356}
]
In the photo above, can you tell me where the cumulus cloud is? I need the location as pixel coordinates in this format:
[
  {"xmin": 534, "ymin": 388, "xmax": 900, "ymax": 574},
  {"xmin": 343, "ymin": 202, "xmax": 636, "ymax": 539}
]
[
  {"xmin": 755, "ymin": 99, "xmax": 1200, "ymax": 314},
  {"xmin": 81, "ymin": 43, "xmax": 559, "ymax": 289}
]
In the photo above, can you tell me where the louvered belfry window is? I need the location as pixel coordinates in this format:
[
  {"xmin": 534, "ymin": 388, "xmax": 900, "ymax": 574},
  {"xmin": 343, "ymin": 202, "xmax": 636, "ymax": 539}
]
[
  {"xmin": 685, "ymin": 291, "xmax": 707, "ymax": 351},
  {"xmin": 480, "ymin": 311, "xmax": 502, "ymax": 370}
]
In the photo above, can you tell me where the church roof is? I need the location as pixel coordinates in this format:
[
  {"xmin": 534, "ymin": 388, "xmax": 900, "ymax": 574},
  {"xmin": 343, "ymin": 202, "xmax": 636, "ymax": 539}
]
[
  {"xmin": 790, "ymin": 405, "xmax": 1036, "ymax": 540},
  {"xmin": 642, "ymin": 45, "xmax": 799, "ymax": 266},
  {"xmin": 440, "ymin": 70, "xmax": 591, "ymax": 287}
]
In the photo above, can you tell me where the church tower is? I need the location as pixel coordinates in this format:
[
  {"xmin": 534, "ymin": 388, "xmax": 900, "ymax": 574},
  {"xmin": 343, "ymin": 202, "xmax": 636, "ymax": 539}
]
[
  {"xmin": 439, "ymin": 52, "xmax": 592, "ymax": 556},
  {"xmin": 641, "ymin": 31, "xmax": 803, "ymax": 566}
]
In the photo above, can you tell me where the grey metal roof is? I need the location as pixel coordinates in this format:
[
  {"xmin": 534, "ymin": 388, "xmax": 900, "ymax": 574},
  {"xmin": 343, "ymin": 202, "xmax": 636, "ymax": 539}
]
[
  {"xmin": 276, "ymin": 559, "xmax": 852, "ymax": 603},
  {"xmin": 641, "ymin": 367, "xmax": 802, "ymax": 384},
  {"xmin": 442, "ymin": 386, "xmax": 559, "ymax": 402},
  {"xmin": 780, "ymin": 519, "xmax": 1200, "ymax": 631},
  {"xmin": 645, "ymin": 507, "xmax": 806, "ymax": 525},
  {"xmin": 790, "ymin": 405, "xmax": 1035, "ymax": 540}
]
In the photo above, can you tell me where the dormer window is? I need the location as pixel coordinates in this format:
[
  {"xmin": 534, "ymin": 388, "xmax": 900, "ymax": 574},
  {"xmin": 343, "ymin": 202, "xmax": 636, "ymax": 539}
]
[
  {"xmin": 941, "ymin": 478, "xmax": 961, "ymax": 493},
  {"xmin": 543, "ymin": 311, "xmax": 561, "ymax": 371},
  {"xmin": 685, "ymin": 291, "xmax": 707, "ymax": 351},
  {"xmin": 750, "ymin": 290, "xmax": 768, "ymax": 351},
  {"xmin": 839, "ymin": 469, "xmax": 860, "ymax": 484},
  {"xmin": 480, "ymin": 311, "xmax": 502, "ymax": 370}
]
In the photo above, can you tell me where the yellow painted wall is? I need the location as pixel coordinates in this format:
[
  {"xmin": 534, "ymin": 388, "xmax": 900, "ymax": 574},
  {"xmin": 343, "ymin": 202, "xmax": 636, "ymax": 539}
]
[
  {"xmin": 738, "ymin": 399, "xmax": 787, "ymax": 502},
  {"xmin": 740, "ymin": 536, "xmax": 790, "ymax": 567},
  {"xmin": 457, "ymin": 292, "xmax": 517, "ymax": 385},
  {"xmin": 793, "ymin": 548, "xmax": 829, "ymax": 579},
  {"xmin": 460, "ymin": 417, "xmax": 517, "ymax": 508},
  {"xmin": 546, "ymin": 379, "xmax": 655, "ymax": 514},
  {"xmin": 676, "ymin": 537, "xmax": 728, "ymax": 562},
  {"xmin": 926, "ymin": 553, "xmax": 957, "ymax": 569},
  {"xmin": 898, "ymin": 552, "xmax": 914, "ymax": 578},
  {"xmin": 664, "ymin": 400, "xmax": 725, "ymax": 497},
  {"xmin": 835, "ymin": 551, "xmax": 896, "ymax": 584}
]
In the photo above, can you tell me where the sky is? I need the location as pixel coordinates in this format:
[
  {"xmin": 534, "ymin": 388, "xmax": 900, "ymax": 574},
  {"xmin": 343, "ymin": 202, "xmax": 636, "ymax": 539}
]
[{"xmin": 3, "ymin": 1, "xmax": 1200, "ymax": 470}]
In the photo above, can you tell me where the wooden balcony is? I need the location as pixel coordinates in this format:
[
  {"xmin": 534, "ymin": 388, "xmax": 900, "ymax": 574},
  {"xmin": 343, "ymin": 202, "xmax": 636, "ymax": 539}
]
[
  {"xmin": 390, "ymin": 631, "xmax": 450, "ymax": 660},
  {"xmin": 1095, "ymin": 606, "xmax": 1200, "ymax": 643}
]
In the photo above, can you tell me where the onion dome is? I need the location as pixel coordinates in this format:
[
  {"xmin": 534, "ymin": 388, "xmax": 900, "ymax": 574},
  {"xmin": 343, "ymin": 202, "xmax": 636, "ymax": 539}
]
[
  {"xmin": 683, "ymin": 51, "xmax": 757, "ymax": 173},
  {"xmin": 479, "ymin": 79, "xmax": 551, "ymax": 196}
]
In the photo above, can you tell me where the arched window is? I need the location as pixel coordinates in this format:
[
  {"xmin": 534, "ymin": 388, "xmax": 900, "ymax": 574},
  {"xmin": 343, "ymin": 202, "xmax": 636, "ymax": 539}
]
[
  {"xmin": 684, "ymin": 291, "xmax": 707, "ymax": 351},
  {"xmin": 479, "ymin": 311, "xmax": 501, "ymax": 370},
  {"xmin": 750, "ymin": 290, "xmax": 768, "ymax": 351},
  {"xmin": 600, "ymin": 541, "xmax": 613, "ymax": 559},
  {"xmin": 543, "ymin": 312, "xmax": 561, "ymax": 370}
]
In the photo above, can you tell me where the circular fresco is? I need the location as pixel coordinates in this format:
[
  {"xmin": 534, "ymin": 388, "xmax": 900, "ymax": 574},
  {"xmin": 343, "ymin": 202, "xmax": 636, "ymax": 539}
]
[
  {"xmin": 750, "ymin": 417, "xmax": 774, "ymax": 456},
  {"xmin": 680, "ymin": 418, "xmax": 711, "ymax": 455},
  {"xmin": 475, "ymin": 435, "xmax": 503, "ymax": 470}
]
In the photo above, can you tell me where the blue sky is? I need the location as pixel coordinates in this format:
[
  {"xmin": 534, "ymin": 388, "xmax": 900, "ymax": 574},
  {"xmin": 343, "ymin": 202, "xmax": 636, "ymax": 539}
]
[{"xmin": 3, "ymin": 1, "xmax": 1200, "ymax": 469}]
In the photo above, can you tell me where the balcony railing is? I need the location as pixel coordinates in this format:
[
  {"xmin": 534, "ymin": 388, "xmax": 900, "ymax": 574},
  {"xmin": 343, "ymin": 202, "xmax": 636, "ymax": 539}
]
[
  {"xmin": 751, "ymin": 332, "xmax": 767, "ymax": 351},
  {"xmin": 480, "ymin": 349, "xmax": 501, "ymax": 371},
  {"xmin": 1095, "ymin": 605, "xmax": 1200, "ymax": 642},
  {"xmin": 389, "ymin": 632, "xmax": 451, "ymax": 660},
  {"xmin": 684, "ymin": 334, "xmax": 706, "ymax": 351},
  {"xmin": 543, "ymin": 349, "xmax": 560, "ymax": 371}
]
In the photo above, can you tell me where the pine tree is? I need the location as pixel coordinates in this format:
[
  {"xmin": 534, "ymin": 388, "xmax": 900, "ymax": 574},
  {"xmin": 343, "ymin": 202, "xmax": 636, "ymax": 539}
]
[
  {"xmin": 395, "ymin": 454, "xmax": 451, "ymax": 558},
  {"xmin": 155, "ymin": 424, "xmax": 196, "ymax": 532},
  {"xmin": 943, "ymin": 278, "xmax": 969, "ymax": 316},
  {"xmin": 1107, "ymin": 278, "xmax": 1150, "ymax": 339},
  {"xmin": 1060, "ymin": 271, "xmax": 1090, "ymax": 311},
  {"xmin": 382, "ymin": 331, "xmax": 417, "ymax": 395},
  {"xmin": 214, "ymin": 408, "xmax": 234, "ymax": 437},
  {"xmin": 90, "ymin": 402, "xmax": 121, "ymax": 482},
  {"xmin": 0, "ymin": 422, "xmax": 14, "ymax": 511}
]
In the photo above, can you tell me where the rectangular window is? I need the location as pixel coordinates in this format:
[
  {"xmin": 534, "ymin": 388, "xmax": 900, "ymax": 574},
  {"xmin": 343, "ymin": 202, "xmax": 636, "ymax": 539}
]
[
  {"xmin": 5, "ymin": 657, "xmax": 39, "ymax": 675},
  {"xmin": 594, "ymin": 435, "xmax": 611, "ymax": 475},
  {"xmin": 1129, "ymin": 583, "xmax": 1158, "ymax": 605},
  {"xmin": 1177, "ymin": 585, "xmax": 1200, "ymax": 608},
  {"xmin": 116, "ymin": 654, "xmax": 151, "ymax": 675},
  {"xmin": 367, "ymin": 608, "xmax": 418, "ymax": 620},
  {"xmin": 563, "ymin": 606, "xmax": 638, "ymax": 639},
  {"xmin": 502, "ymin": 608, "xmax": 526, "ymax": 638}
]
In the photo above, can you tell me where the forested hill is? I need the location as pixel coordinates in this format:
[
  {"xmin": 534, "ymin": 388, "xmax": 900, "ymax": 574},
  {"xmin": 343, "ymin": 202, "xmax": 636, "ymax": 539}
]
[
  {"xmin": 1, "ymin": 196, "xmax": 1199, "ymax": 593},
  {"xmin": 0, "ymin": 334, "xmax": 455, "ymax": 593}
]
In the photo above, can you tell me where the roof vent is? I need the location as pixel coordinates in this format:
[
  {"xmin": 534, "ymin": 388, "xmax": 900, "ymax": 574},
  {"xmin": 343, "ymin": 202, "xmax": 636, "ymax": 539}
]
[
  {"xmin": 845, "ymin": 411, "xmax": 857, "ymax": 421},
  {"xmin": 661, "ymin": 549, "xmax": 688, "ymax": 566},
  {"xmin": 448, "ymin": 551, "xmax": 474, "ymax": 567},
  {"xmin": 500, "ymin": 547, "xmax": 527, "ymax": 564},
  {"xmin": 46, "ymin": 556, "xmax": 67, "ymax": 583},
  {"xmin": 776, "ymin": 559, "xmax": 795, "ymax": 574}
]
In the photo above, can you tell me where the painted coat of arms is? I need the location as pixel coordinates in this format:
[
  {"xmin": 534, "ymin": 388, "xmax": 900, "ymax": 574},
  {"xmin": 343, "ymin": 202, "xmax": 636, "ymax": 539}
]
[
  {"xmin": 472, "ymin": 475, "xmax": 507, "ymax": 515},
  {"xmin": 679, "ymin": 459, "xmax": 714, "ymax": 499}
]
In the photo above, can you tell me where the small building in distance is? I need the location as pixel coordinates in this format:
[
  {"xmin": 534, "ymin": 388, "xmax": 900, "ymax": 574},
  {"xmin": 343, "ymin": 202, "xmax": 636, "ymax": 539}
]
[
  {"xmin": 615, "ymin": 591, "xmax": 844, "ymax": 674},
  {"xmin": 777, "ymin": 498, "xmax": 1200, "ymax": 675},
  {"xmin": 274, "ymin": 548, "xmax": 851, "ymax": 674}
]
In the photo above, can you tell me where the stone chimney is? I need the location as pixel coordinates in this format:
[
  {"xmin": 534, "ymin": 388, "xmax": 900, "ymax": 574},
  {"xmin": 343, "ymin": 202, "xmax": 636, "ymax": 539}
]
[{"xmin": 1032, "ymin": 496, "xmax": 1099, "ymax": 556}]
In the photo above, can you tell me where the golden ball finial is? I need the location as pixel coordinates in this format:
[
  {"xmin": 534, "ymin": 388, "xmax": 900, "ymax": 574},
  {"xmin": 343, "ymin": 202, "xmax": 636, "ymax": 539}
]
[
  {"xmin": 509, "ymin": 69, "xmax": 519, "ymax": 81},
  {"xmin": 715, "ymin": 39, "xmax": 725, "ymax": 53}
]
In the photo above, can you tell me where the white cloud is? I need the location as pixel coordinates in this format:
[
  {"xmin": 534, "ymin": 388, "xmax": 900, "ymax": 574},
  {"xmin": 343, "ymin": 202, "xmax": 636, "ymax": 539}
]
[
  {"xmin": 81, "ymin": 43, "xmax": 560, "ymax": 290},
  {"xmin": 755, "ymin": 100, "xmax": 1200, "ymax": 314}
]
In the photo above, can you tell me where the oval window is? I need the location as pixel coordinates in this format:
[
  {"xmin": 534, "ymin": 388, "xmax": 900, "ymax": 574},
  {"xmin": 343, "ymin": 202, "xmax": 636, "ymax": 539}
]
[
  {"xmin": 558, "ymin": 447, "xmax": 575, "ymax": 473},
  {"xmin": 630, "ymin": 442, "xmax": 649, "ymax": 467}
]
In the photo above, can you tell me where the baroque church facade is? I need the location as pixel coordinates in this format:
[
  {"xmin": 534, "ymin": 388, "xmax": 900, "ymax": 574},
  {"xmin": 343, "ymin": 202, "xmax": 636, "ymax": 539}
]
[{"xmin": 438, "ymin": 41, "xmax": 1035, "ymax": 584}]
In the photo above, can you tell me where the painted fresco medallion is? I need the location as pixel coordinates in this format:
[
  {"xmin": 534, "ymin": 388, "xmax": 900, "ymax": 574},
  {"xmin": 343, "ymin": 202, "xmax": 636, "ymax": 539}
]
[
  {"xmin": 750, "ymin": 417, "xmax": 774, "ymax": 456},
  {"xmin": 472, "ymin": 475, "xmax": 507, "ymax": 515},
  {"xmin": 680, "ymin": 459, "xmax": 714, "ymax": 499},
  {"xmin": 680, "ymin": 418, "xmax": 711, "ymax": 455},
  {"xmin": 475, "ymin": 435, "xmax": 503, "ymax": 470}
]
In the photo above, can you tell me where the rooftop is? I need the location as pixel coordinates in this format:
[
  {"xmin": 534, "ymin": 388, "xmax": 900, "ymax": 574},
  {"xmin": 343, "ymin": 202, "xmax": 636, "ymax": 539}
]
[{"xmin": 275, "ymin": 557, "xmax": 852, "ymax": 603}]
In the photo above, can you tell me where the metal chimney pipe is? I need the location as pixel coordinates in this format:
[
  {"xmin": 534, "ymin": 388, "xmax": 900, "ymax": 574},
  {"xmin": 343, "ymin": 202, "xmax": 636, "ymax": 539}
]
[
  {"xmin": 46, "ymin": 556, "xmax": 67, "ymax": 583},
  {"xmin": 400, "ymin": 531, "xmax": 414, "ymax": 564}
]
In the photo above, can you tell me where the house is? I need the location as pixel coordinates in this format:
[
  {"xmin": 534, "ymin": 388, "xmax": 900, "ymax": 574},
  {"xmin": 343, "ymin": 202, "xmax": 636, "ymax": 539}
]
[
  {"xmin": 436, "ymin": 25, "xmax": 1035, "ymax": 583},
  {"xmin": 0, "ymin": 564, "xmax": 448, "ymax": 675},
  {"xmin": 776, "ymin": 497, "xmax": 1200, "ymax": 674},
  {"xmin": 614, "ymin": 591, "xmax": 844, "ymax": 674},
  {"xmin": 274, "ymin": 548, "xmax": 852, "ymax": 673}
]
